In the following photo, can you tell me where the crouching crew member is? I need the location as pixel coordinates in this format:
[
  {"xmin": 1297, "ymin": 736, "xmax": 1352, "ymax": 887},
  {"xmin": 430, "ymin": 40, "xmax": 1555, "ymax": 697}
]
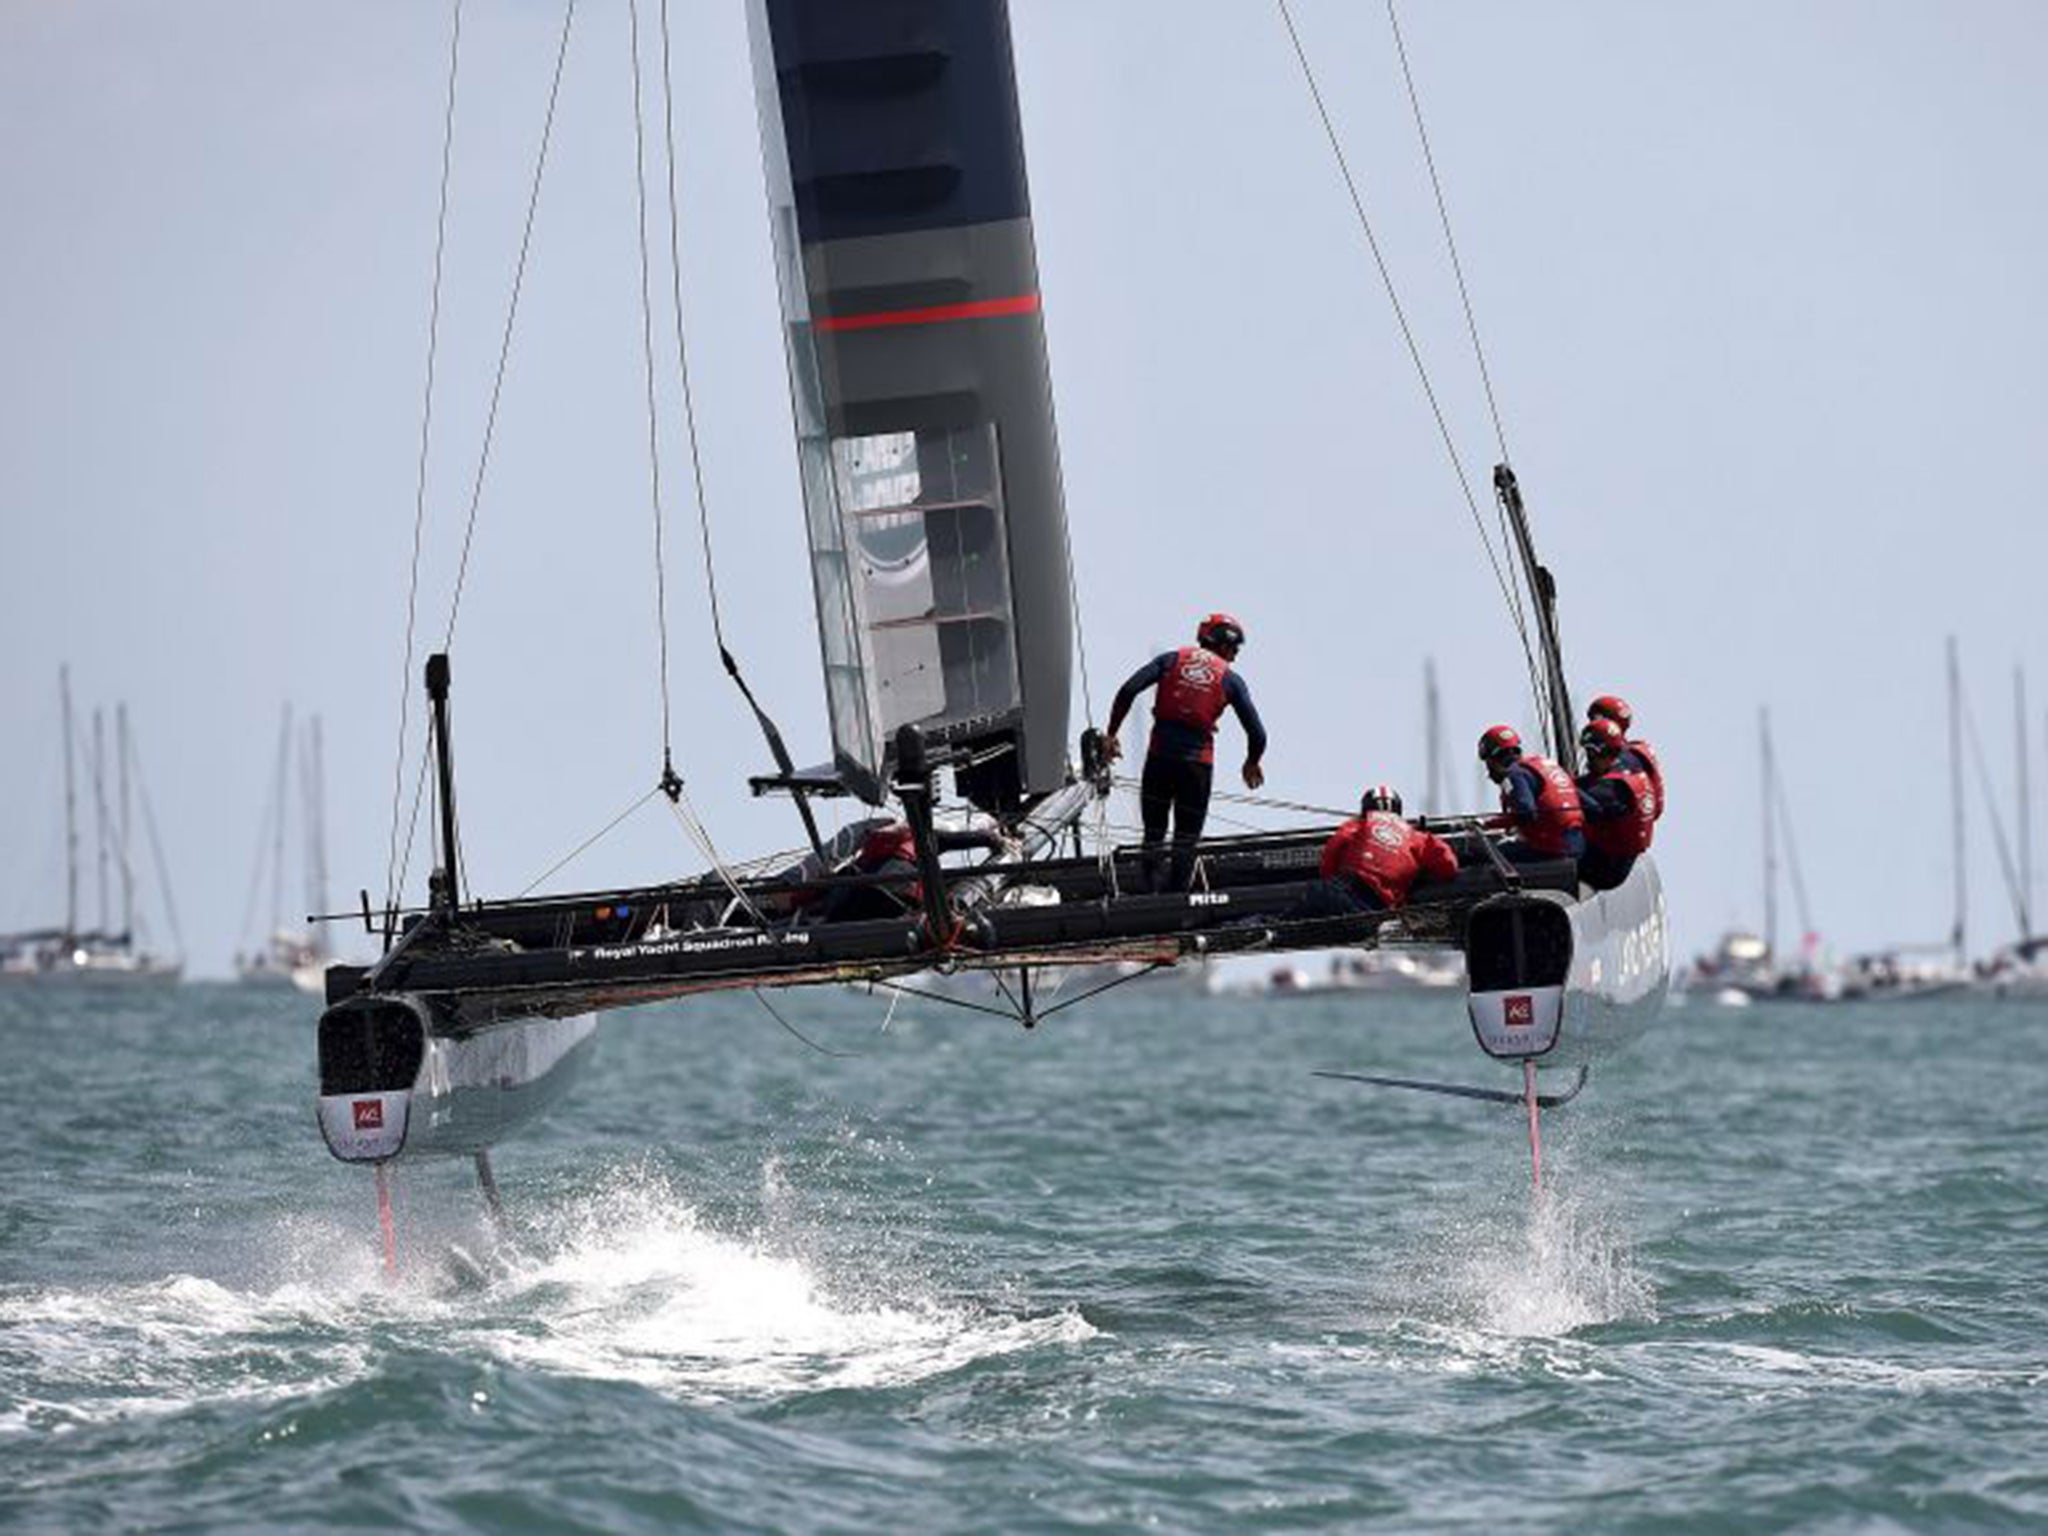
[
  {"xmin": 821, "ymin": 818, "xmax": 1008, "ymax": 923},
  {"xmin": 1576, "ymin": 717, "xmax": 1657, "ymax": 890},
  {"xmin": 1478, "ymin": 724, "xmax": 1585, "ymax": 863},
  {"xmin": 1588, "ymin": 694, "xmax": 1664, "ymax": 821},
  {"xmin": 1103, "ymin": 613, "xmax": 1267, "ymax": 892},
  {"xmin": 1299, "ymin": 785, "xmax": 1460, "ymax": 917}
]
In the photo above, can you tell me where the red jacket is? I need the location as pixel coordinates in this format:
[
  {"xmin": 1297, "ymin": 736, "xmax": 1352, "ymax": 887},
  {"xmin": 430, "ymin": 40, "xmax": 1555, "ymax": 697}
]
[
  {"xmin": 1627, "ymin": 739, "xmax": 1665, "ymax": 821},
  {"xmin": 1320, "ymin": 812, "xmax": 1460, "ymax": 909},
  {"xmin": 1493, "ymin": 754, "xmax": 1585, "ymax": 856},
  {"xmin": 1152, "ymin": 646, "xmax": 1231, "ymax": 764},
  {"xmin": 1582, "ymin": 766, "xmax": 1656, "ymax": 858}
]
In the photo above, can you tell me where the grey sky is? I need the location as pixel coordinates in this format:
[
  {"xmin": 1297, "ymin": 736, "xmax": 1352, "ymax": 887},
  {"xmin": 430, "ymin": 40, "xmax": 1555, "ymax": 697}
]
[{"xmin": 2, "ymin": 1, "xmax": 2043, "ymax": 976}]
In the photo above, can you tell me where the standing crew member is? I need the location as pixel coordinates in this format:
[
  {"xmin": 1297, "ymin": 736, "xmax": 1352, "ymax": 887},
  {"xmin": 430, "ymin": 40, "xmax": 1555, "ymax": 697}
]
[
  {"xmin": 1576, "ymin": 717, "xmax": 1657, "ymax": 890},
  {"xmin": 1103, "ymin": 613, "xmax": 1267, "ymax": 892},
  {"xmin": 1298, "ymin": 785, "xmax": 1460, "ymax": 917},
  {"xmin": 1588, "ymin": 694, "xmax": 1664, "ymax": 820},
  {"xmin": 1478, "ymin": 724, "xmax": 1585, "ymax": 863}
]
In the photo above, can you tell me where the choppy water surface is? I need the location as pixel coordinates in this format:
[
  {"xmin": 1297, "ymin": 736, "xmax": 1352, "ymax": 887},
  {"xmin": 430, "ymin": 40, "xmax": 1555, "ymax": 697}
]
[{"xmin": 4, "ymin": 980, "xmax": 2046, "ymax": 1531}]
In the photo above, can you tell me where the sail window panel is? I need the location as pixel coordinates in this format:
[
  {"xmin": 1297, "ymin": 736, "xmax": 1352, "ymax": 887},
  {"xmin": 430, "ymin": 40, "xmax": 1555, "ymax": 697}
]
[
  {"xmin": 799, "ymin": 425, "xmax": 885, "ymax": 777},
  {"xmin": 831, "ymin": 424, "xmax": 1022, "ymax": 747}
]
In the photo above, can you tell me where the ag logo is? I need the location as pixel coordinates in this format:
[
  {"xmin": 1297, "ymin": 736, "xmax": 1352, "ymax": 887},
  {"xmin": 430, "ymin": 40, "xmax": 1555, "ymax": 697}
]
[
  {"xmin": 1369, "ymin": 817, "xmax": 1406, "ymax": 848},
  {"xmin": 1504, "ymin": 994, "xmax": 1534, "ymax": 1027},
  {"xmin": 1178, "ymin": 657, "xmax": 1217, "ymax": 685},
  {"xmin": 352, "ymin": 1099, "xmax": 385, "ymax": 1130},
  {"xmin": 1641, "ymin": 790, "xmax": 1658, "ymax": 818}
]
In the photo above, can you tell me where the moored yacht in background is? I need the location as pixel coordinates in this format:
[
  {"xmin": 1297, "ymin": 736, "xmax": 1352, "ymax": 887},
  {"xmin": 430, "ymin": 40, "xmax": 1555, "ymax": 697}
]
[{"xmin": 0, "ymin": 668, "xmax": 181, "ymax": 986}]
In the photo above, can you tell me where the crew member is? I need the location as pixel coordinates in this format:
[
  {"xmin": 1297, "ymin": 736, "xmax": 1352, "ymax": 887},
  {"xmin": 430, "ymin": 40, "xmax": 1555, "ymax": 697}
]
[
  {"xmin": 820, "ymin": 818, "xmax": 1008, "ymax": 923},
  {"xmin": 1588, "ymin": 694, "xmax": 1664, "ymax": 820},
  {"xmin": 1478, "ymin": 723, "xmax": 1585, "ymax": 863},
  {"xmin": 1576, "ymin": 718, "xmax": 1656, "ymax": 890},
  {"xmin": 1297, "ymin": 785, "xmax": 1460, "ymax": 917},
  {"xmin": 1103, "ymin": 613, "xmax": 1267, "ymax": 892}
]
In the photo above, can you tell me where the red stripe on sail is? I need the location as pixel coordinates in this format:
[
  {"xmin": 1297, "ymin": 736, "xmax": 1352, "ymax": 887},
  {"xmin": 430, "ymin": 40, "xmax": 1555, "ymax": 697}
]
[{"xmin": 815, "ymin": 294, "xmax": 1040, "ymax": 333}]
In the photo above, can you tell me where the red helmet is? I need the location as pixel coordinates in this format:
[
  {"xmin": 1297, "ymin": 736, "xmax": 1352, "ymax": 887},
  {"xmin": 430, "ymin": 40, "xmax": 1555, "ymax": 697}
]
[
  {"xmin": 1360, "ymin": 784, "xmax": 1403, "ymax": 816},
  {"xmin": 1196, "ymin": 612, "xmax": 1244, "ymax": 652},
  {"xmin": 1477, "ymin": 724, "xmax": 1523, "ymax": 765},
  {"xmin": 1588, "ymin": 694, "xmax": 1633, "ymax": 732},
  {"xmin": 1581, "ymin": 716, "xmax": 1627, "ymax": 762}
]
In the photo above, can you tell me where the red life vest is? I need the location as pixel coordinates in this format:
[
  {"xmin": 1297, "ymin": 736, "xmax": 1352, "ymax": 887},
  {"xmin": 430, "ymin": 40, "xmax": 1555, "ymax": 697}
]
[
  {"xmin": 1505, "ymin": 755, "xmax": 1586, "ymax": 856},
  {"xmin": 854, "ymin": 823, "xmax": 924, "ymax": 903},
  {"xmin": 857, "ymin": 824, "xmax": 918, "ymax": 869},
  {"xmin": 1584, "ymin": 767, "xmax": 1656, "ymax": 857},
  {"xmin": 1628, "ymin": 738, "xmax": 1665, "ymax": 820},
  {"xmin": 1151, "ymin": 646, "xmax": 1230, "ymax": 764},
  {"xmin": 1320, "ymin": 812, "xmax": 1461, "ymax": 909}
]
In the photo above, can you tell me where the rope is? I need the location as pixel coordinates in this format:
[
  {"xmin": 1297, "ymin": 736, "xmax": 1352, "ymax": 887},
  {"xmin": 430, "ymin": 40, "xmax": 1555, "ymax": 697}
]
[
  {"xmin": 441, "ymin": 0, "xmax": 577, "ymax": 652},
  {"xmin": 649, "ymin": 0, "xmax": 815, "ymax": 865},
  {"xmin": 626, "ymin": 0, "xmax": 678, "ymax": 779},
  {"xmin": 751, "ymin": 989, "xmax": 856, "ymax": 1058},
  {"xmin": 1272, "ymin": 0, "xmax": 1538, "ymax": 689},
  {"xmin": 664, "ymin": 796, "xmax": 767, "ymax": 925},
  {"xmin": 654, "ymin": 0, "xmax": 725, "ymax": 656},
  {"xmin": 1110, "ymin": 773, "xmax": 1350, "ymax": 821},
  {"xmin": 1386, "ymin": 0, "xmax": 1511, "ymax": 467},
  {"xmin": 1031, "ymin": 263, "xmax": 1097, "ymax": 729},
  {"xmin": 129, "ymin": 730, "xmax": 185, "ymax": 960},
  {"xmin": 515, "ymin": 786, "xmax": 661, "ymax": 899},
  {"xmin": 1963, "ymin": 686, "xmax": 2027, "ymax": 936},
  {"xmin": 385, "ymin": 0, "xmax": 464, "ymax": 916}
]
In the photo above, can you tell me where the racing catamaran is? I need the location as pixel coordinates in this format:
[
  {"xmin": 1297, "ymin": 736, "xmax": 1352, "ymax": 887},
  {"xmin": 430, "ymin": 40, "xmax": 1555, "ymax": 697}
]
[{"xmin": 314, "ymin": 0, "xmax": 1668, "ymax": 1251}]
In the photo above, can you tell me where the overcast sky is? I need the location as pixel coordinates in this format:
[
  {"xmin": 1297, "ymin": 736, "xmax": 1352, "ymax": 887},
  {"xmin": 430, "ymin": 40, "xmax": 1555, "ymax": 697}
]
[{"xmin": 3, "ymin": 1, "xmax": 2044, "ymax": 977}]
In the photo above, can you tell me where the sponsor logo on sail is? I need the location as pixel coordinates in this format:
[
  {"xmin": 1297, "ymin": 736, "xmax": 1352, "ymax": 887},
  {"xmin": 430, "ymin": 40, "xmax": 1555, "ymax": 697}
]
[
  {"xmin": 352, "ymin": 1099, "xmax": 384, "ymax": 1130},
  {"xmin": 1504, "ymin": 995, "xmax": 1534, "ymax": 1027}
]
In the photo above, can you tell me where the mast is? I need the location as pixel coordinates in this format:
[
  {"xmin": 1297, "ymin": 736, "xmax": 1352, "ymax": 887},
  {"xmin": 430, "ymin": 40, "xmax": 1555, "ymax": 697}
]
[
  {"xmin": 1424, "ymin": 658, "xmax": 1444, "ymax": 817},
  {"xmin": 269, "ymin": 704, "xmax": 293, "ymax": 943},
  {"xmin": 118, "ymin": 703, "xmax": 133, "ymax": 941},
  {"xmin": 92, "ymin": 707, "xmax": 109, "ymax": 937},
  {"xmin": 1761, "ymin": 706, "xmax": 1778, "ymax": 965},
  {"xmin": 1948, "ymin": 635, "xmax": 1965, "ymax": 967},
  {"xmin": 61, "ymin": 667, "xmax": 78, "ymax": 942},
  {"xmin": 427, "ymin": 654, "xmax": 461, "ymax": 914},
  {"xmin": 304, "ymin": 716, "xmax": 330, "ymax": 958},
  {"xmin": 2018, "ymin": 665, "xmax": 2032, "ymax": 941},
  {"xmin": 1493, "ymin": 467, "xmax": 1577, "ymax": 770}
]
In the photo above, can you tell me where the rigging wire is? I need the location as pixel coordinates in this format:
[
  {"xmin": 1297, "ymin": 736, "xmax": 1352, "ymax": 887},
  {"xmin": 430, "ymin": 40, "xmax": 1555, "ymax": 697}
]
[
  {"xmin": 663, "ymin": 794, "xmax": 768, "ymax": 924},
  {"xmin": 1273, "ymin": 0, "xmax": 1545, "ymax": 718},
  {"xmin": 127, "ymin": 727, "xmax": 185, "ymax": 960},
  {"xmin": 440, "ymin": 0, "xmax": 579, "ymax": 654},
  {"xmin": 385, "ymin": 0, "xmax": 466, "ymax": 916},
  {"xmin": 1025, "ymin": 254, "xmax": 1098, "ymax": 729},
  {"xmin": 515, "ymin": 786, "xmax": 663, "ymax": 899},
  {"xmin": 647, "ymin": 0, "xmax": 822, "ymax": 867},
  {"xmin": 1962, "ymin": 688, "xmax": 2028, "ymax": 938},
  {"xmin": 1385, "ymin": 0, "xmax": 1512, "ymax": 467},
  {"xmin": 1110, "ymin": 774, "xmax": 1352, "ymax": 821},
  {"xmin": 751, "ymin": 988, "xmax": 856, "ymax": 1058},
  {"xmin": 1769, "ymin": 759, "xmax": 1817, "ymax": 946},
  {"xmin": 626, "ymin": 0, "xmax": 679, "ymax": 782},
  {"xmin": 654, "ymin": 0, "xmax": 725, "ymax": 658}
]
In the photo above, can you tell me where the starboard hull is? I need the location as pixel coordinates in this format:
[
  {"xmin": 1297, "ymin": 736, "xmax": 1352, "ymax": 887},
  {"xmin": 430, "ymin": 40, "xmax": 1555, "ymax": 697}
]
[{"xmin": 1464, "ymin": 856, "xmax": 1668, "ymax": 1072}]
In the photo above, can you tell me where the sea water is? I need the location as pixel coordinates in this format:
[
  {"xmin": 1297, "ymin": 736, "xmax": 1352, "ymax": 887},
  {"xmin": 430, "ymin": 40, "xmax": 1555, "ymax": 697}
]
[{"xmin": 3, "ymin": 981, "xmax": 2045, "ymax": 1531}]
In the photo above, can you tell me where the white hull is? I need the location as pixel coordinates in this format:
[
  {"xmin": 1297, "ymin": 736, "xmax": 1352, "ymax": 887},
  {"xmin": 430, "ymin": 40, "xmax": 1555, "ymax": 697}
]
[
  {"xmin": 1465, "ymin": 857, "xmax": 1669, "ymax": 1073},
  {"xmin": 317, "ymin": 997, "xmax": 599, "ymax": 1164}
]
